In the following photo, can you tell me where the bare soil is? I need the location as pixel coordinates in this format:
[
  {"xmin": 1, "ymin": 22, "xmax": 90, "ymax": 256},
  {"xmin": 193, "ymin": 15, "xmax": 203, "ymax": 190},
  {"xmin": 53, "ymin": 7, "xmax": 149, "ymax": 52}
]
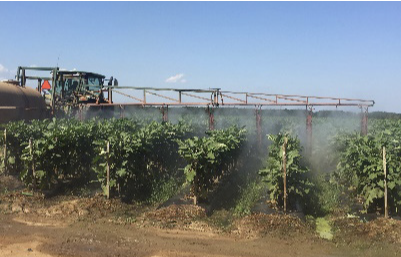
[{"xmin": 1, "ymin": 175, "xmax": 401, "ymax": 257}]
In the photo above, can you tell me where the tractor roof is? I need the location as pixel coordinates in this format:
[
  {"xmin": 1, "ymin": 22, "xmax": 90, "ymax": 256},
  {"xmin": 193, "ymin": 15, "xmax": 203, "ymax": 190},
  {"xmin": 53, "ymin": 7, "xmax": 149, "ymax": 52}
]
[{"xmin": 58, "ymin": 70, "xmax": 106, "ymax": 79}]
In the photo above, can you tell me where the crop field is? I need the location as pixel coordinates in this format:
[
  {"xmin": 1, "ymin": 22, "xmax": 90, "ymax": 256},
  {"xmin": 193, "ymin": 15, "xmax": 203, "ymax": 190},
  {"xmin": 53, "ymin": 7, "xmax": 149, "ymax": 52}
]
[{"xmin": 1, "ymin": 108, "xmax": 401, "ymax": 256}]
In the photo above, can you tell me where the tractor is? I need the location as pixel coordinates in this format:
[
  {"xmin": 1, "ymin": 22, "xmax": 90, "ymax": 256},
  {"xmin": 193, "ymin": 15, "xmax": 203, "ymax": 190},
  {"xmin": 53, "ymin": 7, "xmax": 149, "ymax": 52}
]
[{"xmin": 0, "ymin": 66, "xmax": 118, "ymax": 123}]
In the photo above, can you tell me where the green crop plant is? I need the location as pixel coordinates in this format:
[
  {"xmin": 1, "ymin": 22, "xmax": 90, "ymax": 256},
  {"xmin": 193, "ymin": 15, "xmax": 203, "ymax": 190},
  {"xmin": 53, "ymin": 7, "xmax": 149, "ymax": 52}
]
[
  {"xmin": 334, "ymin": 130, "xmax": 401, "ymax": 213},
  {"xmin": 178, "ymin": 126, "xmax": 247, "ymax": 204},
  {"xmin": 259, "ymin": 133, "xmax": 312, "ymax": 211},
  {"xmin": 93, "ymin": 120, "xmax": 192, "ymax": 201},
  {"xmin": 19, "ymin": 118, "xmax": 98, "ymax": 189}
]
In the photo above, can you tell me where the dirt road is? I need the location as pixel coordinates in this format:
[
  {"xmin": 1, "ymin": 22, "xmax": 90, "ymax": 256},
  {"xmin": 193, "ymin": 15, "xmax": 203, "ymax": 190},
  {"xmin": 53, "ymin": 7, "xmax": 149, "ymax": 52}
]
[
  {"xmin": 0, "ymin": 212, "xmax": 397, "ymax": 257},
  {"xmin": 0, "ymin": 179, "xmax": 399, "ymax": 257}
]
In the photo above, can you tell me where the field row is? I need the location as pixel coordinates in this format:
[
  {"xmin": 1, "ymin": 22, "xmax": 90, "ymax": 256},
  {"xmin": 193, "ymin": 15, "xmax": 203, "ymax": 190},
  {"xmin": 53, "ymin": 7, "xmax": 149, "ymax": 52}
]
[{"xmin": 1, "ymin": 116, "xmax": 401, "ymax": 217}]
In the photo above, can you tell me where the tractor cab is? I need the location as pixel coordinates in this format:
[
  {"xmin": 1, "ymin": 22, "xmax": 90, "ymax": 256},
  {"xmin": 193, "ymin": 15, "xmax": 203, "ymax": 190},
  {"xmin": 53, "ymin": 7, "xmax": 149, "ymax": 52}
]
[
  {"xmin": 55, "ymin": 71, "xmax": 107, "ymax": 105},
  {"xmin": 15, "ymin": 66, "xmax": 117, "ymax": 110}
]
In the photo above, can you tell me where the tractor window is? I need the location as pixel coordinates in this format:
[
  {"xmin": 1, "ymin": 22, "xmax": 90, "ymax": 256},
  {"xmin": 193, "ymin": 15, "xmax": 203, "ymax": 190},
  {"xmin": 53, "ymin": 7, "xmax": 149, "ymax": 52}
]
[
  {"xmin": 65, "ymin": 78, "xmax": 79, "ymax": 94},
  {"xmin": 87, "ymin": 77, "xmax": 102, "ymax": 86},
  {"xmin": 55, "ymin": 81, "xmax": 62, "ymax": 94},
  {"xmin": 85, "ymin": 76, "xmax": 103, "ymax": 92}
]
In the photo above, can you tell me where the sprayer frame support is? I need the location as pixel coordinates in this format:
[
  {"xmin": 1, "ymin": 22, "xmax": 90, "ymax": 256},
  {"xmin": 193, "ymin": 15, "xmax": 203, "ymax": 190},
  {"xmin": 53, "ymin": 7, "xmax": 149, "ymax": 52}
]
[
  {"xmin": 306, "ymin": 106, "xmax": 313, "ymax": 158},
  {"xmin": 255, "ymin": 105, "xmax": 262, "ymax": 148},
  {"xmin": 207, "ymin": 105, "xmax": 214, "ymax": 130},
  {"xmin": 361, "ymin": 106, "xmax": 368, "ymax": 136},
  {"xmin": 161, "ymin": 105, "xmax": 169, "ymax": 122}
]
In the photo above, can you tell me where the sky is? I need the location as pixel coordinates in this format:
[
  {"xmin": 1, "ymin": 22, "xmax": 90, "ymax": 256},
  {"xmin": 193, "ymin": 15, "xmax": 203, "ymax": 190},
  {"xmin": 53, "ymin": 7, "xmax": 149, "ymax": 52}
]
[{"xmin": 0, "ymin": 2, "xmax": 400, "ymax": 112}]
